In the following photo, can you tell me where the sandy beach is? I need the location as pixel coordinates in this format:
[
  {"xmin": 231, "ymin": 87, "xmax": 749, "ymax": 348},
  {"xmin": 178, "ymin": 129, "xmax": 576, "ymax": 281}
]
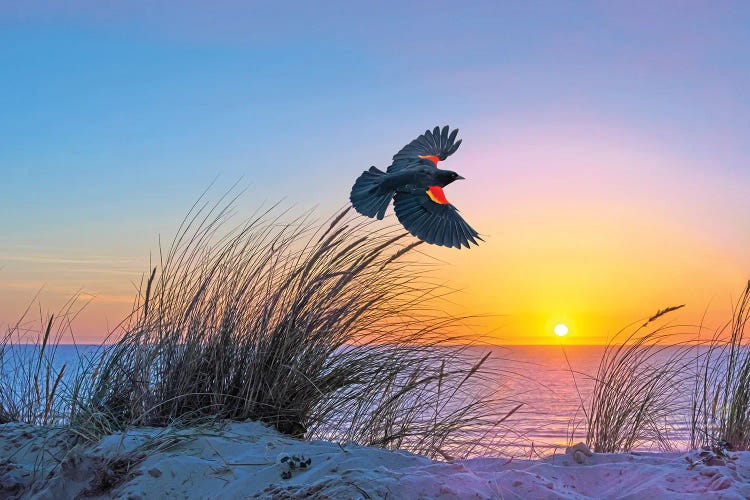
[{"xmin": 2, "ymin": 421, "xmax": 748, "ymax": 499}]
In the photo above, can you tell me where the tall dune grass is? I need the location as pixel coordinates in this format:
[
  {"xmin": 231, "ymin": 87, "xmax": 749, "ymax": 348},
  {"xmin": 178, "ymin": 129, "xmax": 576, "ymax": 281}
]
[
  {"xmin": 580, "ymin": 306, "xmax": 693, "ymax": 453},
  {"xmin": 67, "ymin": 197, "xmax": 513, "ymax": 459},
  {"xmin": 691, "ymin": 281, "xmax": 750, "ymax": 450}
]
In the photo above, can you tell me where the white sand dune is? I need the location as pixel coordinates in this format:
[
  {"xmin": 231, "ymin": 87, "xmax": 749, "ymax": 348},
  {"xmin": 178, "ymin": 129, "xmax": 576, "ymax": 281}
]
[{"xmin": 1, "ymin": 421, "xmax": 749, "ymax": 499}]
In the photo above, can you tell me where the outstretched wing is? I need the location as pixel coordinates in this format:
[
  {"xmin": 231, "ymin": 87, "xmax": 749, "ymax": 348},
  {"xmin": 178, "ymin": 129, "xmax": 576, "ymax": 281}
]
[
  {"xmin": 388, "ymin": 126, "xmax": 462, "ymax": 174},
  {"xmin": 393, "ymin": 188, "xmax": 482, "ymax": 249}
]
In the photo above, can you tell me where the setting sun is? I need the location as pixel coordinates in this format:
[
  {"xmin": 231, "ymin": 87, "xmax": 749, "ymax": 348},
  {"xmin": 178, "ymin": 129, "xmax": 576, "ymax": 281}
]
[{"xmin": 553, "ymin": 324, "xmax": 569, "ymax": 337}]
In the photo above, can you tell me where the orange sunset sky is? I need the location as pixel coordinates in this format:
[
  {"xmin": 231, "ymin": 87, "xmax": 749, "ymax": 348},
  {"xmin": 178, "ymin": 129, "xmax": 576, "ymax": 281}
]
[{"xmin": 2, "ymin": 2, "xmax": 749, "ymax": 344}]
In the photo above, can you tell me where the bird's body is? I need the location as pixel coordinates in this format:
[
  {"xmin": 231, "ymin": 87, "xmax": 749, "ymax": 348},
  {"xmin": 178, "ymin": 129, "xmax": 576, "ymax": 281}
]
[
  {"xmin": 349, "ymin": 126, "xmax": 482, "ymax": 249},
  {"xmin": 376, "ymin": 163, "xmax": 452, "ymax": 192}
]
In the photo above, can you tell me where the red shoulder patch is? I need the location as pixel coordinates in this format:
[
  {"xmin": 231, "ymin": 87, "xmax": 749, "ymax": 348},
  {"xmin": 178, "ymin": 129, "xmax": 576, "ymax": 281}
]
[
  {"xmin": 426, "ymin": 186, "xmax": 450, "ymax": 205},
  {"xmin": 419, "ymin": 155, "xmax": 440, "ymax": 165}
]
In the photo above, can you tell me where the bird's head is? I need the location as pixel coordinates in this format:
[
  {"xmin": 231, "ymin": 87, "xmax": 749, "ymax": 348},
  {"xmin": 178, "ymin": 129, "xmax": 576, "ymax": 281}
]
[{"xmin": 438, "ymin": 169, "xmax": 465, "ymax": 186}]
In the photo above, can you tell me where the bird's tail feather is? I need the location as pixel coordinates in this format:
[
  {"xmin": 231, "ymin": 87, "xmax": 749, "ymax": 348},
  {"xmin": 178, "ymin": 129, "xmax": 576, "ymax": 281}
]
[{"xmin": 350, "ymin": 166, "xmax": 394, "ymax": 219}]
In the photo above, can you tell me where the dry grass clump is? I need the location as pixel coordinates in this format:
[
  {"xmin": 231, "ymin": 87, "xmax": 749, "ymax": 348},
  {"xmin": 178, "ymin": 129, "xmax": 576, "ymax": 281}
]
[
  {"xmin": 581, "ymin": 305, "xmax": 693, "ymax": 453},
  {"xmin": 0, "ymin": 296, "xmax": 86, "ymax": 426},
  {"xmin": 72, "ymin": 197, "xmax": 510, "ymax": 459},
  {"xmin": 691, "ymin": 281, "xmax": 750, "ymax": 450}
]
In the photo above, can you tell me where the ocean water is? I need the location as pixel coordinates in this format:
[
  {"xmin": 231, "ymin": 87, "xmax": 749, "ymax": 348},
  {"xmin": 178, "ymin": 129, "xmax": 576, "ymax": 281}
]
[{"xmin": 0, "ymin": 344, "xmax": 706, "ymax": 456}]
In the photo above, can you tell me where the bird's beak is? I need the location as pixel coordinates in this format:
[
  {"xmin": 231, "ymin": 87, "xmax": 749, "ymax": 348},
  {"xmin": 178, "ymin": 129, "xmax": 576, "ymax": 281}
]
[{"xmin": 456, "ymin": 175, "xmax": 465, "ymax": 180}]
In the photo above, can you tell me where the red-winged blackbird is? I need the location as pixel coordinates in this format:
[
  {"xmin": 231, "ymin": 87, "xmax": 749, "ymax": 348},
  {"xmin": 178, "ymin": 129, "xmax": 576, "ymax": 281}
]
[{"xmin": 350, "ymin": 126, "xmax": 482, "ymax": 249}]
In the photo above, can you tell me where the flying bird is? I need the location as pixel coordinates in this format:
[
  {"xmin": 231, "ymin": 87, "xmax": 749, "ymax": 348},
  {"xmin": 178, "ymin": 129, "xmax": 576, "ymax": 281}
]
[{"xmin": 349, "ymin": 126, "xmax": 482, "ymax": 249}]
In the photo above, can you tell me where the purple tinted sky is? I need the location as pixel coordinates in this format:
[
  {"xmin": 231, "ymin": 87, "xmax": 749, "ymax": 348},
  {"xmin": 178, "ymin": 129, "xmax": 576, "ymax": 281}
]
[{"xmin": 1, "ymin": 2, "xmax": 749, "ymax": 342}]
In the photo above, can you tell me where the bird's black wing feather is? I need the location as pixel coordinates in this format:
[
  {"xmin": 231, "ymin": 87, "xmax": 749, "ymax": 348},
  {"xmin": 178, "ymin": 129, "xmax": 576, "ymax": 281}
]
[
  {"xmin": 389, "ymin": 126, "xmax": 462, "ymax": 174},
  {"xmin": 386, "ymin": 158, "xmax": 422, "ymax": 175},
  {"xmin": 393, "ymin": 190, "xmax": 482, "ymax": 249}
]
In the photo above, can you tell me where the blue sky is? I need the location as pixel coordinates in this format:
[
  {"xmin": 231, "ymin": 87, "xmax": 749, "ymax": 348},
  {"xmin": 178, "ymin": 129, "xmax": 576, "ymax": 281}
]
[{"xmin": 1, "ymin": 1, "xmax": 749, "ymax": 341}]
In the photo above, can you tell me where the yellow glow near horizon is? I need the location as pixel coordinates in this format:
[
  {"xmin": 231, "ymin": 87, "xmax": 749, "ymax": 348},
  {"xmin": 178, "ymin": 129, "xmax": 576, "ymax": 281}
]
[{"xmin": 553, "ymin": 324, "xmax": 569, "ymax": 337}]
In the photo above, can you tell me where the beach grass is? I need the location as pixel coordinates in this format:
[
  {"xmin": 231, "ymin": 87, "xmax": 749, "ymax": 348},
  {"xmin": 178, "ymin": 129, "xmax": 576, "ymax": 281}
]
[
  {"xmin": 567, "ymin": 306, "xmax": 694, "ymax": 453},
  {"xmin": 50, "ymin": 195, "xmax": 514, "ymax": 459},
  {"xmin": 691, "ymin": 281, "xmax": 750, "ymax": 451},
  {"xmin": 0, "ymin": 295, "xmax": 88, "ymax": 426}
]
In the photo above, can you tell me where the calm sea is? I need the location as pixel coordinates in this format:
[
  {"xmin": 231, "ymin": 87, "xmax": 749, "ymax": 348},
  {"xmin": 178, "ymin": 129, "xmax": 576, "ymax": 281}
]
[{"xmin": 1, "ymin": 344, "xmax": 701, "ymax": 457}]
